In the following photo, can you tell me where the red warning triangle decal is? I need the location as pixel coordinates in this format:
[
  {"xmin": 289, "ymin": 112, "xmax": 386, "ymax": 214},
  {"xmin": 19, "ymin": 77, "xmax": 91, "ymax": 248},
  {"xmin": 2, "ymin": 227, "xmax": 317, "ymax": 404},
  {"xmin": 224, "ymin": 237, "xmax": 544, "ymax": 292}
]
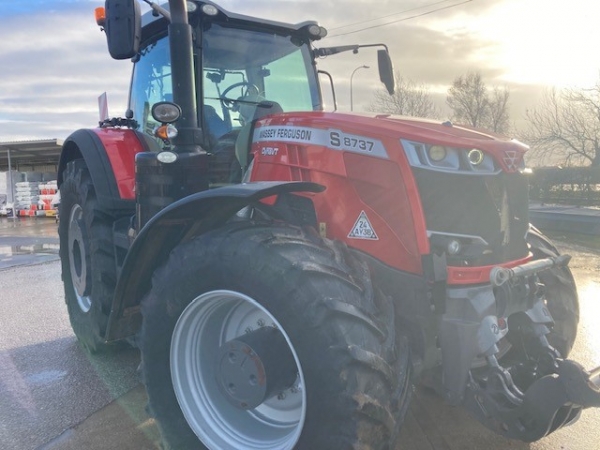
[{"xmin": 348, "ymin": 211, "xmax": 378, "ymax": 240}]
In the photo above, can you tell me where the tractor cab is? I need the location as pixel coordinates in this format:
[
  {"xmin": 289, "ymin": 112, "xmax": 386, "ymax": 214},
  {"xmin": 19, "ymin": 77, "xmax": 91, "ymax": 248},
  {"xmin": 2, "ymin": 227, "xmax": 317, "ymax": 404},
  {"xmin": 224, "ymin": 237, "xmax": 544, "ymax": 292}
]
[
  {"xmin": 99, "ymin": 0, "xmax": 393, "ymax": 183},
  {"xmin": 127, "ymin": 12, "xmax": 324, "ymax": 183},
  {"xmin": 128, "ymin": 18, "xmax": 322, "ymax": 150},
  {"xmin": 100, "ymin": 2, "xmax": 325, "ymax": 158}
]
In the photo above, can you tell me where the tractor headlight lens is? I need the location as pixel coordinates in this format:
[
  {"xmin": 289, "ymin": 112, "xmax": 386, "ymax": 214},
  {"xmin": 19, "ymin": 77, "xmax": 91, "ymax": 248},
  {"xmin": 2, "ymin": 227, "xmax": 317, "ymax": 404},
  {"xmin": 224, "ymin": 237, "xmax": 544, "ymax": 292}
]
[
  {"xmin": 447, "ymin": 239, "xmax": 461, "ymax": 255},
  {"xmin": 157, "ymin": 151, "xmax": 178, "ymax": 164},
  {"xmin": 428, "ymin": 231, "xmax": 489, "ymax": 260},
  {"xmin": 468, "ymin": 148, "xmax": 485, "ymax": 166},
  {"xmin": 201, "ymin": 4, "xmax": 218, "ymax": 16},
  {"xmin": 307, "ymin": 25, "xmax": 321, "ymax": 37},
  {"xmin": 305, "ymin": 24, "xmax": 327, "ymax": 39},
  {"xmin": 428, "ymin": 145, "xmax": 447, "ymax": 162},
  {"xmin": 151, "ymin": 102, "xmax": 181, "ymax": 124}
]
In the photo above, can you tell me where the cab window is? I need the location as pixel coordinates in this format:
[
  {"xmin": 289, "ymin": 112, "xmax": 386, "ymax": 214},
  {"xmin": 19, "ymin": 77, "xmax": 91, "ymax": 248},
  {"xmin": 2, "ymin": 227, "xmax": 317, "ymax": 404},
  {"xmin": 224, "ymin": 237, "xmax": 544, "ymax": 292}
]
[{"xmin": 129, "ymin": 38, "xmax": 172, "ymax": 136}]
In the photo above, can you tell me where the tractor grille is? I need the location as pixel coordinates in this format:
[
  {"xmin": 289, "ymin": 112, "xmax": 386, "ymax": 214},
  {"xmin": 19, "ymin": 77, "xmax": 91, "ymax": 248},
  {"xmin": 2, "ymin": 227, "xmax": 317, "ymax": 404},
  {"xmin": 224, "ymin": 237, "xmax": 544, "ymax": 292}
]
[{"xmin": 413, "ymin": 169, "xmax": 530, "ymax": 266}]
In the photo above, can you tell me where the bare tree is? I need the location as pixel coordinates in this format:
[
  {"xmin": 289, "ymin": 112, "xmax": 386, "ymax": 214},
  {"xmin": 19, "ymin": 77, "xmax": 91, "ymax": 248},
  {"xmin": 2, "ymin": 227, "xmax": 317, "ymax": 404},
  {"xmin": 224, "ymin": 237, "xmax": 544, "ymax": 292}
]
[
  {"xmin": 446, "ymin": 72, "xmax": 511, "ymax": 134},
  {"xmin": 488, "ymin": 87, "xmax": 511, "ymax": 134},
  {"xmin": 525, "ymin": 84, "xmax": 600, "ymax": 166},
  {"xmin": 369, "ymin": 72, "xmax": 439, "ymax": 119}
]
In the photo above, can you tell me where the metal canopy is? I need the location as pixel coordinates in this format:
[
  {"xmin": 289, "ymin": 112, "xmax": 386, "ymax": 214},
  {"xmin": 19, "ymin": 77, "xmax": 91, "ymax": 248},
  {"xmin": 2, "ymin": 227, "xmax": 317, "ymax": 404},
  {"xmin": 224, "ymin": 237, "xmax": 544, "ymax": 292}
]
[{"xmin": 0, "ymin": 139, "xmax": 63, "ymax": 171}]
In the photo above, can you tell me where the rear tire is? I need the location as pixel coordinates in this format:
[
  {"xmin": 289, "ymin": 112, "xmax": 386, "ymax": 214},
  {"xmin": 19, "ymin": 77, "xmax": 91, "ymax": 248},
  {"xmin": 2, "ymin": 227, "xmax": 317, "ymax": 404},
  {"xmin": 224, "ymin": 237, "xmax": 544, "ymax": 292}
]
[
  {"xmin": 141, "ymin": 222, "xmax": 412, "ymax": 450},
  {"xmin": 526, "ymin": 225, "xmax": 579, "ymax": 357},
  {"xmin": 59, "ymin": 159, "xmax": 120, "ymax": 353}
]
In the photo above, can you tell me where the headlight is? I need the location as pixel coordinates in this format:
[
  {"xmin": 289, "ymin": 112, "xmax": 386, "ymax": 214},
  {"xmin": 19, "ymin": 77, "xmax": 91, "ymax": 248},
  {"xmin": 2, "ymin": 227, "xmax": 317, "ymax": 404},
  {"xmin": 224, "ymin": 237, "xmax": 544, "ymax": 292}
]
[
  {"xmin": 467, "ymin": 149, "xmax": 485, "ymax": 165},
  {"xmin": 428, "ymin": 231, "xmax": 489, "ymax": 259},
  {"xmin": 151, "ymin": 102, "xmax": 181, "ymax": 124},
  {"xmin": 157, "ymin": 151, "xmax": 178, "ymax": 164},
  {"xmin": 401, "ymin": 140, "xmax": 499, "ymax": 174},
  {"xmin": 428, "ymin": 145, "xmax": 447, "ymax": 162},
  {"xmin": 307, "ymin": 24, "xmax": 322, "ymax": 37},
  {"xmin": 201, "ymin": 4, "xmax": 219, "ymax": 16},
  {"xmin": 447, "ymin": 239, "xmax": 462, "ymax": 255}
]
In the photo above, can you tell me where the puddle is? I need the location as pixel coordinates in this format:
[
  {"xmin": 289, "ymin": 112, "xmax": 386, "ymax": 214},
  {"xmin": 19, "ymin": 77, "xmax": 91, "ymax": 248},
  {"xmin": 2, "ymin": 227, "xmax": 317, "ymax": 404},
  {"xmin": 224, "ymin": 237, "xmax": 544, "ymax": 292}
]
[
  {"xmin": 25, "ymin": 370, "xmax": 67, "ymax": 386},
  {"xmin": 0, "ymin": 243, "xmax": 59, "ymax": 256}
]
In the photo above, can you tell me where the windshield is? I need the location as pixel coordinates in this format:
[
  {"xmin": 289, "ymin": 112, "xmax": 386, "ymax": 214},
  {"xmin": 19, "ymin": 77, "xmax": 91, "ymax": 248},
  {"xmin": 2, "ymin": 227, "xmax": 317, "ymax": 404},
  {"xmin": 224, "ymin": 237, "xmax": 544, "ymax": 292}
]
[
  {"xmin": 129, "ymin": 37, "xmax": 172, "ymax": 136},
  {"xmin": 129, "ymin": 23, "xmax": 321, "ymax": 148}
]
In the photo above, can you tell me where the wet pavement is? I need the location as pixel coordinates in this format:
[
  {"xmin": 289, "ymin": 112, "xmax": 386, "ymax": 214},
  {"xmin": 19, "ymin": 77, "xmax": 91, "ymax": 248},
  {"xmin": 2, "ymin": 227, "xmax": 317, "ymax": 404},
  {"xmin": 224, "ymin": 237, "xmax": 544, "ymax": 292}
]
[
  {"xmin": 0, "ymin": 218, "xmax": 59, "ymax": 269},
  {"xmin": 0, "ymin": 218, "xmax": 599, "ymax": 450},
  {"xmin": 530, "ymin": 203, "xmax": 600, "ymax": 236},
  {"xmin": 0, "ymin": 218, "xmax": 150, "ymax": 450}
]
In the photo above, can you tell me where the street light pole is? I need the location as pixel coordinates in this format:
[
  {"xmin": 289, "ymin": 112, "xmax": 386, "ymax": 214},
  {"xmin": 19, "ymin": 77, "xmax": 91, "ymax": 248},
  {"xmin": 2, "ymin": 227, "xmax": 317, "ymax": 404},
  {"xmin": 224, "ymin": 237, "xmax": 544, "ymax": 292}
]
[{"xmin": 350, "ymin": 65, "xmax": 369, "ymax": 111}]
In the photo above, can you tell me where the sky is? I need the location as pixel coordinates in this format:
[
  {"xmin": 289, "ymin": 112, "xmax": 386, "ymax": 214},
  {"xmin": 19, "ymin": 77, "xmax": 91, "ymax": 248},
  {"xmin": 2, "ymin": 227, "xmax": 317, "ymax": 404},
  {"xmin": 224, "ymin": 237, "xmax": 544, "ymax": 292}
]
[{"xmin": 1, "ymin": 0, "xmax": 600, "ymax": 142}]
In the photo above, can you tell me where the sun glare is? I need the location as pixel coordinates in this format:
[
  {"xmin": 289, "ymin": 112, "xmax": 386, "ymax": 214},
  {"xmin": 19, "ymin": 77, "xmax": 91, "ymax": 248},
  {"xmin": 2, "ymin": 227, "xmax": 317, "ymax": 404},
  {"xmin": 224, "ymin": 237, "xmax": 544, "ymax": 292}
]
[
  {"xmin": 430, "ymin": 0, "xmax": 600, "ymax": 88},
  {"xmin": 577, "ymin": 281, "xmax": 600, "ymax": 364}
]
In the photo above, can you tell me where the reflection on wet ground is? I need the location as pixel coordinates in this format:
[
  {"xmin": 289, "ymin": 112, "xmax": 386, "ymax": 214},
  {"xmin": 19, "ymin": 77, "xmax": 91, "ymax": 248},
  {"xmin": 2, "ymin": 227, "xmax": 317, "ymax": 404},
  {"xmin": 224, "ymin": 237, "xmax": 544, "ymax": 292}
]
[
  {"xmin": 0, "ymin": 242, "xmax": 59, "ymax": 256},
  {"xmin": 545, "ymin": 229, "xmax": 600, "ymax": 252},
  {"xmin": 578, "ymin": 282, "xmax": 600, "ymax": 364},
  {"xmin": 0, "ymin": 217, "xmax": 58, "ymax": 237},
  {"xmin": 0, "ymin": 218, "xmax": 59, "ymax": 270}
]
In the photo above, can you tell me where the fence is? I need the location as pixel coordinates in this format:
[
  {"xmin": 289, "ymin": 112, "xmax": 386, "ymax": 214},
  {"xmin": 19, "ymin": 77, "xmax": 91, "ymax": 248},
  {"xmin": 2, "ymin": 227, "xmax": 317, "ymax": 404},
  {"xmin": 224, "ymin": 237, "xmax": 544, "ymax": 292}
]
[{"xmin": 528, "ymin": 167, "xmax": 600, "ymax": 206}]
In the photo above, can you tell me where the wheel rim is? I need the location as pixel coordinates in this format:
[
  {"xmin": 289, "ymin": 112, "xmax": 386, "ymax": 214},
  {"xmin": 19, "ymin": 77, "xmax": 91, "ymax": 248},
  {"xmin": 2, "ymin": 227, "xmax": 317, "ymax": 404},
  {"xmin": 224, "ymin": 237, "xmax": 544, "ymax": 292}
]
[
  {"xmin": 67, "ymin": 204, "xmax": 91, "ymax": 313},
  {"xmin": 170, "ymin": 290, "xmax": 306, "ymax": 450}
]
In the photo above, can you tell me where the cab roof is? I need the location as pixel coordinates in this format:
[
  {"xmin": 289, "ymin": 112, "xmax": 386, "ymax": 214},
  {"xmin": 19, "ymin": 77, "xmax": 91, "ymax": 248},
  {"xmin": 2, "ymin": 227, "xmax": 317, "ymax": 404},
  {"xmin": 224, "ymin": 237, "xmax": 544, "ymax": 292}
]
[{"xmin": 141, "ymin": 1, "xmax": 321, "ymax": 40}]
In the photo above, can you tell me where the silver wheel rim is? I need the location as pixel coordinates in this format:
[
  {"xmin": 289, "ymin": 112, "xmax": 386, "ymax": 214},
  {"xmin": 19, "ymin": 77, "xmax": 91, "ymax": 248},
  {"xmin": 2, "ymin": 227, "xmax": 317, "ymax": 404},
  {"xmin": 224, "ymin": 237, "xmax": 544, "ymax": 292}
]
[
  {"xmin": 170, "ymin": 290, "xmax": 306, "ymax": 450},
  {"xmin": 67, "ymin": 204, "xmax": 91, "ymax": 313}
]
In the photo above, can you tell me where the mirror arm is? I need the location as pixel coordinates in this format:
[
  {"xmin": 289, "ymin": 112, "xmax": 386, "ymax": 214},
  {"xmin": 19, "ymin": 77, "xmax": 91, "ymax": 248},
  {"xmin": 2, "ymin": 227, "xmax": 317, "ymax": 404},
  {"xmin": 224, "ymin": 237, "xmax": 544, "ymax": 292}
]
[
  {"xmin": 318, "ymin": 70, "xmax": 337, "ymax": 112},
  {"xmin": 142, "ymin": 0, "xmax": 171, "ymax": 21},
  {"xmin": 315, "ymin": 43, "xmax": 389, "ymax": 57}
]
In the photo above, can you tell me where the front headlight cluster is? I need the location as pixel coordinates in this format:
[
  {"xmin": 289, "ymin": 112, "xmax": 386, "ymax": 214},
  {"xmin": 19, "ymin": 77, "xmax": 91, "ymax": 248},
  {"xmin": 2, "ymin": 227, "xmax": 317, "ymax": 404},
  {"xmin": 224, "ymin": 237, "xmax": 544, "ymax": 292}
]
[
  {"xmin": 401, "ymin": 140, "xmax": 499, "ymax": 174},
  {"xmin": 428, "ymin": 231, "xmax": 490, "ymax": 260}
]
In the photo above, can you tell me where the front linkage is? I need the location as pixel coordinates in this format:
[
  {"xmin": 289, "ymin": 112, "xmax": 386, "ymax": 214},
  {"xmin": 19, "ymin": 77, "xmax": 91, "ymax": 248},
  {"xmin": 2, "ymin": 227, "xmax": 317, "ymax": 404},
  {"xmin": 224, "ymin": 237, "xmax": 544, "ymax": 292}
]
[
  {"xmin": 438, "ymin": 254, "xmax": 600, "ymax": 441},
  {"xmin": 465, "ymin": 356, "xmax": 600, "ymax": 441}
]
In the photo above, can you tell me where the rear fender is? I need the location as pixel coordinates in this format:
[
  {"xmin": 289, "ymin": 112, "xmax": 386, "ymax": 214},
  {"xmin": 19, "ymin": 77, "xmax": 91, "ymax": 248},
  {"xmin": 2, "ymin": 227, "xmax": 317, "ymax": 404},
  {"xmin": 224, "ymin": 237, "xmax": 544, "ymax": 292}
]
[
  {"xmin": 105, "ymin": 181, "xmax": 325, "ymax": 341},
  {"xmin": 57, "ymin": 128, "xmax": 158, "ymax": 213}
]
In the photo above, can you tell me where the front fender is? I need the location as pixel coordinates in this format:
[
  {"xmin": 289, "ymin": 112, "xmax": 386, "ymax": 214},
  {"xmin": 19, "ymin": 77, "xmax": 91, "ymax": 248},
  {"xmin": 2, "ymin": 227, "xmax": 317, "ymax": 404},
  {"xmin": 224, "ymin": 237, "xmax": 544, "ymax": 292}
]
[{"xmin": 105, "ymin": 181, "xmax": 324, "ymax": 341}]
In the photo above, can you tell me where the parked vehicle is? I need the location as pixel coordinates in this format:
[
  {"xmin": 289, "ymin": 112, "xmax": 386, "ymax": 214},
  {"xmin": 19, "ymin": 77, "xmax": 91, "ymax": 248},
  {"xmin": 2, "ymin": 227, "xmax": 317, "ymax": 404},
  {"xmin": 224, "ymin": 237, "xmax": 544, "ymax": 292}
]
[
  {"xmin": 57, "ymin": 1, "xmax": 600, "ymax": 449},
  {"xmin": 0, "ymin": 202, "xmax": 14, "ymax": 218}
]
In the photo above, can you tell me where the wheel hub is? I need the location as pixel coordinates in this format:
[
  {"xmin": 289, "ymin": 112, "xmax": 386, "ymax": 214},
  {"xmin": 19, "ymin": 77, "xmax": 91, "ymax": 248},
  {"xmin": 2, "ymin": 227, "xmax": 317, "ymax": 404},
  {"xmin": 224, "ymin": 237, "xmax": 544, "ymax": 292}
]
[
  {"xmin": 170, "ymin": 290, "xmax": 306, "ymax": 449},
  {"xmin": 216, "ymin": 327, "xmax": 298, "ymax": 410}
]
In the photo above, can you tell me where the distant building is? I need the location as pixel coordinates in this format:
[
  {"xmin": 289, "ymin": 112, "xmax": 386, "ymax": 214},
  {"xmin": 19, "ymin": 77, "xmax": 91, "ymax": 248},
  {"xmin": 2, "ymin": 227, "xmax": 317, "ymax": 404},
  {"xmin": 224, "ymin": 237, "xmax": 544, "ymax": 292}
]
[{"xmin": 0, "ymin": 139, "xmax": 62, "ymax": 203}]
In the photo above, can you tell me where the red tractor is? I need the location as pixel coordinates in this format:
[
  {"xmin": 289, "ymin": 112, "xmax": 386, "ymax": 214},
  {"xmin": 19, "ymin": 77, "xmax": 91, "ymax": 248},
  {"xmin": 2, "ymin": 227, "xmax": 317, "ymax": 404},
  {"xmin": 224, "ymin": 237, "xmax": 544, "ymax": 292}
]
[{"xmin": 58, "ymin": 1, "xmax": 600, "ymax": 449}]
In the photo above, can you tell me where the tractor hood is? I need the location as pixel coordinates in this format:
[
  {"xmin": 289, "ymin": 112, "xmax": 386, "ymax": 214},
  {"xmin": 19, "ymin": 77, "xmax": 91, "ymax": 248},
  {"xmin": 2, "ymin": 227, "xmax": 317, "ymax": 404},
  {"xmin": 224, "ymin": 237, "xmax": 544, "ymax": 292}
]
[{"xmin": 253, "ymin": 111, "xmax": 528, "ymax": 173}]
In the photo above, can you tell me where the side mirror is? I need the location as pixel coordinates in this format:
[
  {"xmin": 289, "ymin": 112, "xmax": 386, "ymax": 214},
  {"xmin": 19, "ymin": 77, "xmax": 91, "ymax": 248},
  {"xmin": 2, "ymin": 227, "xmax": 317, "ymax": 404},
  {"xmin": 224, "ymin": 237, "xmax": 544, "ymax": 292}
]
[
  {"xmin": 104, "ymin": 0, "xmax": 141, "ymax": 60},
  {"xmin": 377, "ymin": 49, "xmax": 395, "ymax": 95}
]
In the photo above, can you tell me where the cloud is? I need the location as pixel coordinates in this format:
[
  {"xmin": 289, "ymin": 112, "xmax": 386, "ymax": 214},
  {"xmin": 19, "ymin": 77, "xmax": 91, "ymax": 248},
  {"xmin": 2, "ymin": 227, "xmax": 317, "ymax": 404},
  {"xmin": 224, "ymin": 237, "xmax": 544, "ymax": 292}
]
[
  {"xmin": 0, "ymin": 2, "xmax": 131, "ymax": 140},
  {"xmin": 0, "ymin": 0, "xmax": 595, "ymax": 142}
]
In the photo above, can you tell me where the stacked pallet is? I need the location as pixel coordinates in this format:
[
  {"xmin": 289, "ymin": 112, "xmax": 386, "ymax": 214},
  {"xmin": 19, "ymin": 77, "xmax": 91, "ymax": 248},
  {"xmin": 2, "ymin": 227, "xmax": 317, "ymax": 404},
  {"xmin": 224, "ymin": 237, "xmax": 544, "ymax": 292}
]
[
  {"xmin": 15, "ymin": 182, "xmax": 42, "ymax": 217},
  {"xmin": 15, "ymin": 180, "xmax": 59, "ymax": 217},
  {"xmin": 38, "ymin": 181, "xmax": 58, "ymax": 211}
]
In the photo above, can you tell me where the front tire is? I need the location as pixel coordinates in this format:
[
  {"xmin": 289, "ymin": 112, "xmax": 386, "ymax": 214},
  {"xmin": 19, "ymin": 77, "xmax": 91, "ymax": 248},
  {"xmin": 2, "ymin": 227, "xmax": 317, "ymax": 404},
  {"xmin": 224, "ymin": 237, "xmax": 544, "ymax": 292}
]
[
  {"xmin": 141, "ymin": 222, "xmax": 412, "ymax": 450},
  {"xmin": 526, "ymin": 225, "xmax": 579, "ymax": 357},
  {"xmin": 59, "ymin": 159, "xmax": 120, "ymax": 353}
]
